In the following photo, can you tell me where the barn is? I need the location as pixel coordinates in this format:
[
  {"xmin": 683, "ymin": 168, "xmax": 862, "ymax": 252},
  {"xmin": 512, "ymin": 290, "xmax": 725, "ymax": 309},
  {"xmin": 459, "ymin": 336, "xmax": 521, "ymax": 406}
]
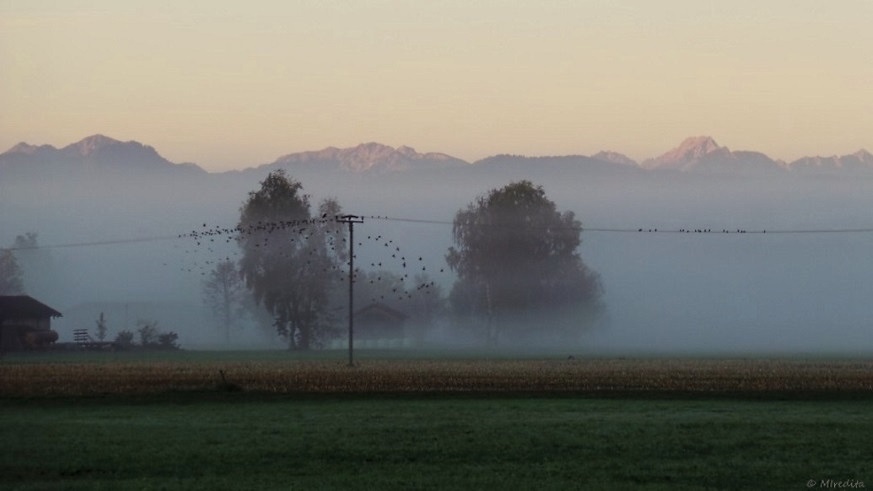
[
  {"xmin": 354, "ymin": 303, "xmax": 407, "ymax": 344},
  {"xmin": 0, "ymin": 295, "xmax": 62, "ymax": 352}
]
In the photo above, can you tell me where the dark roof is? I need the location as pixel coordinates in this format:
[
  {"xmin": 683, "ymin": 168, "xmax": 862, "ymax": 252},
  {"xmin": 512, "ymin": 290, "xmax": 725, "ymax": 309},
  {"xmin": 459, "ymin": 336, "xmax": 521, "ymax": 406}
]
[
  {"xmin": 0, "ymin": 296, "xmax": 62, "ymax": 319},
  {"xmin": 354, "ymin": 302, "xmax": 407, "ymax": 321}
]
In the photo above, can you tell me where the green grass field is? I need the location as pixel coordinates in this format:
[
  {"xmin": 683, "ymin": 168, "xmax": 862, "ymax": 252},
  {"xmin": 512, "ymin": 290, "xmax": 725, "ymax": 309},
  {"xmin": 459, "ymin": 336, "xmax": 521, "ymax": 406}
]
[{"xmin": 1, "ymin": 351, "xmax": 872, "ymax": 490}]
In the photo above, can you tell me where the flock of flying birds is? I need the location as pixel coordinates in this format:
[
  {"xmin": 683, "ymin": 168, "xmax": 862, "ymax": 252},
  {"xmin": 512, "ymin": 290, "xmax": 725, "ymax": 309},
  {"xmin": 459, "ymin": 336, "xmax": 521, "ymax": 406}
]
[{"xmin": 176, "ymin": 215, "xmax": 445, "ymax": 305}]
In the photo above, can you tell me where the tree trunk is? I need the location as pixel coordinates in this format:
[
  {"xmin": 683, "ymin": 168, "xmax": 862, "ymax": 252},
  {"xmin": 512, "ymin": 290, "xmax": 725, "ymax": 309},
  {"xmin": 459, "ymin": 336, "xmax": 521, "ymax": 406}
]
[{"xmin": 485, "ymin": 282, "xmax": 498, "ymax": 346}]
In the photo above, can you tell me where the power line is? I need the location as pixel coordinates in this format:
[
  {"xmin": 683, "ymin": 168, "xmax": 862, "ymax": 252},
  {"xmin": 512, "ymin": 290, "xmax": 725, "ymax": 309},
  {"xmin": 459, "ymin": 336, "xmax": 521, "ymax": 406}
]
[
  {"xmin": 368, "ymin": 216, "xmax": 873, "ymax": 235},
  {"xmin": 584, "ymin": 227, "xmax": 873, "ymax": 234},
  {"xmin": 5, "ymin": 217, "xmax": 873, "ymax": 252},
  {"xmin": 5, "ymin": 235, "xmax": 183, "ymax": 251},
  {"xmin": 368, "ymin": 216, "xmax": 453, "ymax": 226}
]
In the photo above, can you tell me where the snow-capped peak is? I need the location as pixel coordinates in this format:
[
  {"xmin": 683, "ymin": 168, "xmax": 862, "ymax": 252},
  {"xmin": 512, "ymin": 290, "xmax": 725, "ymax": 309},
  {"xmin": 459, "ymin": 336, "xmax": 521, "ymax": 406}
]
[
  {"xmin": 64, "ymin": 134, "xmax": 123, "ymax": 157},
  {"xmin": 663, "ymin": 136, "xmax": 723, "ymax": 160},
  {"xmin": 642, "ymin": 136, "xmax": 728, "ymax": 170}
]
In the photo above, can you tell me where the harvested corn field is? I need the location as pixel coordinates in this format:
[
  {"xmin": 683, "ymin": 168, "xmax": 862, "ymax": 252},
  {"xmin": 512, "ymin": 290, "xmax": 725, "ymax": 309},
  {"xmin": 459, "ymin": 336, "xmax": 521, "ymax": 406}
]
[{"xmin": 3, "ymin": 354, "xmax": 872, "ymax": 397}]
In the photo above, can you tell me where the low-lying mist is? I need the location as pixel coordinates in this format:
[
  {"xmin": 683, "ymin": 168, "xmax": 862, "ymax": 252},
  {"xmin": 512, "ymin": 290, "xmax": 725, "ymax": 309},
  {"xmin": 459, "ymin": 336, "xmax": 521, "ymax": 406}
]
[{"xmin": 3, "ymin": 168, "xmax": 872, "ymax": 355}]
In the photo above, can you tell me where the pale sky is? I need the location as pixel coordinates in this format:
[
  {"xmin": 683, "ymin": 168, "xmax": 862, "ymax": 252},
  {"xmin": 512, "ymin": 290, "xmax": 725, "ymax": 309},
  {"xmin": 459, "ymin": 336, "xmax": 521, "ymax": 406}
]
[{"xmin": 2, "ymin": 1, "xmax": 872, "ymax": 171}]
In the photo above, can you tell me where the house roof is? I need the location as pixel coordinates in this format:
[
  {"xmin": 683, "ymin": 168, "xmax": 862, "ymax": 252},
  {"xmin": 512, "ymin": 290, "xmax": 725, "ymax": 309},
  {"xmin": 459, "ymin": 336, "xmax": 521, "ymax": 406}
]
[
  {"xmin": 0, "ymin": 296, "xmax": 62, "ymax": 319},
  {"xmin": 354, "ymin": 302, "xmax": 407, "ymax": 321}
]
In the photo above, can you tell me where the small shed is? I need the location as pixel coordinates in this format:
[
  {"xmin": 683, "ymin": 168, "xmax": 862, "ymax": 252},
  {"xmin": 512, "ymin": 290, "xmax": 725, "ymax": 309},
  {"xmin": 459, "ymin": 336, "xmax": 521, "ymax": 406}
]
[
  {"xmin": 0, "ymin": 295, "xmax": 62, "ymax": 352},
  {"xmin": 354, "ymin": 303, "xmax": 407, "ymax": 341}
]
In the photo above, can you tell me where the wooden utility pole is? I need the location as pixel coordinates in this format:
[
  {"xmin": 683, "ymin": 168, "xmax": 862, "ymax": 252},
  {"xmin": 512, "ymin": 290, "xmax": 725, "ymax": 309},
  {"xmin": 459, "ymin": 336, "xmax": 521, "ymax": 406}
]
[{"xmin": 336, "ymin": 215, "xmax": 364, "ymax": 366}]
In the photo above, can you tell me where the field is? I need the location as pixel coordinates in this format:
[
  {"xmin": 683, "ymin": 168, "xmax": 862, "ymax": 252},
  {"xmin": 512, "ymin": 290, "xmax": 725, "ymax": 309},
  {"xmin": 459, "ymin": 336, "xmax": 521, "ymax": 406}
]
[{"xmin": 2, "ymin": 351, "xmax": 872, "ymax": 490}]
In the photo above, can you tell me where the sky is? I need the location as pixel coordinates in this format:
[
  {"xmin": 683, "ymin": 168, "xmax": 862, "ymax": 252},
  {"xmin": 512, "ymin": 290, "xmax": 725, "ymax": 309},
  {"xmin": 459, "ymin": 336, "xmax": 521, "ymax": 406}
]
[{"xmin": 2, "ymin": 0, "xmax": 872, "ymax": 172}]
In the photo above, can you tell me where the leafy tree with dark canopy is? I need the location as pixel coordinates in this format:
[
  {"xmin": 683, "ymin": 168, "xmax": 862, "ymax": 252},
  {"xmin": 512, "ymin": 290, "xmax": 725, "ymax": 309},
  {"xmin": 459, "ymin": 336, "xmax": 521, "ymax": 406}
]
[
  {"xmin": 446, "ymin": 180, "xmax": 602, "ymax": 345},
  {"xmin": 237, "ymin": 170, "xmax": 347, "ymax": 349}
]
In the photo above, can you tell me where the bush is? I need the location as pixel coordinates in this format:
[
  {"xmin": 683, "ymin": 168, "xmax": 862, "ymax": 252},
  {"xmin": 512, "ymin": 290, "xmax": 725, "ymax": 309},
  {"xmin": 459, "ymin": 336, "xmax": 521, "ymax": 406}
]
[
  {"xmin": 157, "ymin": 332, "xmax": 180, "ymax": 350},
  {"xmin": 114, "ymin": 330, "xmax": 134, "ymax": 347},
  {"xmin": 113, "ymin": 321, "xmax": 180, "ymax": 351}
]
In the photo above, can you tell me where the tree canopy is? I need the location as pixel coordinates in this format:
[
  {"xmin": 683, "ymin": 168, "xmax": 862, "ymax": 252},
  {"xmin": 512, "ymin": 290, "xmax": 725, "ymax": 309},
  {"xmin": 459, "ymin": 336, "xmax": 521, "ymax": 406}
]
[
  {"xmin": 446, "ymin": 180, "xmax": 602, "ymax": 345},
  {"xmin": 237, "ymin": 170, "xmax": 347, "ymax": 349}
]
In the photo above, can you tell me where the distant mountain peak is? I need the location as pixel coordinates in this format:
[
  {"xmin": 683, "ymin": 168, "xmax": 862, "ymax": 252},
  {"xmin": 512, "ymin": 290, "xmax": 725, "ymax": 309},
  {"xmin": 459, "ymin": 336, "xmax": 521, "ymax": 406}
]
[
  {"xmin": 681, "ymin": 135, "xmax": 721, "ymax": 152},
  {"xmin": 591, "ymin": 151, "xmax": 638, "ymax": 167},
  {"xmin": 342, "ymin": 142, "xmax": 400, "ymax": 167},
  {"xmin": 0, "ymin": 134, "xmax": 206, "ymax": 177},
  {"xmin": 641, "ymin": 136, "xmax": 787, "ymax": 174},
  {"xmin": 65, "ymin": 134, "xmax": 124, "ymax": 156},
  {"xmin": 271, "ymin": 142, "xmax": 467, "ymax": 173},
  {"xmin": 4, "ymin": 142, "xmax": 56, "ymax": 155},
  {"xmin": 642, "ymin": 136, "xmax": 727, "ymax": 171},
  {"xmin": 853, "ymin": 149, "xmax": 873, "ymax": 160},
  {"xmin": 653, "ymin": 136, "xmax": 725, "ymax": 165}
]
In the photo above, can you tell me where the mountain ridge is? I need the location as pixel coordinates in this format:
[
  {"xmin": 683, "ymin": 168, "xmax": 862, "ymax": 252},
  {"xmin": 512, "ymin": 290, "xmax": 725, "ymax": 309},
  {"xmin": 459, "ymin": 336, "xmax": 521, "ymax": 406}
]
[
  {"xmin": 1, "ymin": 134, "xmax": 206, "ymax": 177},
  {"xmin": 4, "ymin": 134, "xmax": 873, "ymax": 178},
  {"xmin": 264, "ymin": 141, "xmax": 468, "ymax": 173}
]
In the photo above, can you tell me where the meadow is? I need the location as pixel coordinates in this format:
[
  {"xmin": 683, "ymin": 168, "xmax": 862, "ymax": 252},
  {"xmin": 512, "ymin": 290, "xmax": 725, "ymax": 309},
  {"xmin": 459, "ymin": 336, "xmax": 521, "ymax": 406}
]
[{"xmin": 2, "ymin": 351, "xmax": 872, "ymax": 490}]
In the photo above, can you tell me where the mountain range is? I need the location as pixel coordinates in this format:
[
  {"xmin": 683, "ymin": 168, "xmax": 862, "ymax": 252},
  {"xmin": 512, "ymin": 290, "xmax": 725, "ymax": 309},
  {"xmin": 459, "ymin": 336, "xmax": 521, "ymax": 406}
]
[
  {"xmin": 2, "ymin": 134, "xmax": 873, "ymax": 178},
  {"xmin": 0, "ymin": 134, "xmax": 205, "ymax": 180}
]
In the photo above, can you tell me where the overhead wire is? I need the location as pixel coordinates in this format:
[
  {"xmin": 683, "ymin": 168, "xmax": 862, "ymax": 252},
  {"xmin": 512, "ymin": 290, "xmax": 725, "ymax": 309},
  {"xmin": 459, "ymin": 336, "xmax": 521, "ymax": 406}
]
[
  {"xmin": 5, "ymin": 216, "xmax": 873, "ymax": 251},
  {"xmin": 5, "ymin": 235, "xmax": 184, "ymax": 251},
  {"xmin": 367, "ymin": 216, "xmax": 873, "ymax": 235}
]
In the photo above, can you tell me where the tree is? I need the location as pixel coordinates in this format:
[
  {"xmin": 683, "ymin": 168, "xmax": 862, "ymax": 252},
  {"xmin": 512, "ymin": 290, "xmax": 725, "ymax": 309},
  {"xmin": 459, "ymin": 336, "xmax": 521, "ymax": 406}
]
[
  {"xmin": 446, "ymin": 180, "xmax": 602, "ymax": 345},
  {"xmin": 202, "ymin": 259, "xmax": 247, "ymax": 344},
  {"xmin": 237, "ymin": 170, "xmax": 347, "ymax": 350},
  {"xmin": 95, "ymin": 312, "xmax": 108, "ymax": 341},
  {"xmin": 136, "ymin": 320, "xmax": 159, "ymax": 346},
  {"xmin": 114, "ymin": 330, "xmax": 134, "ymax": 347},
  {"xmin": 0, "ymin": 249, "xmax": 24, "ymax": 295},
  {"xmin": 11, "ymin": 233, "xmax": 58, "ymax": 300},
  {"xmin": 157, "ymin": 332, "xmax": 180, "ymax": 350}
]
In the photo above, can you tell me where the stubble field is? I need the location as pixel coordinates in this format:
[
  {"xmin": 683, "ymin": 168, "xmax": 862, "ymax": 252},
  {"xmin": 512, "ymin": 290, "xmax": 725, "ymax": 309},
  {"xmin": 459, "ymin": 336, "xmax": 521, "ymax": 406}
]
[{"xmin": 3, "ymin": 351, "xmax": 873, "ymax": 397}]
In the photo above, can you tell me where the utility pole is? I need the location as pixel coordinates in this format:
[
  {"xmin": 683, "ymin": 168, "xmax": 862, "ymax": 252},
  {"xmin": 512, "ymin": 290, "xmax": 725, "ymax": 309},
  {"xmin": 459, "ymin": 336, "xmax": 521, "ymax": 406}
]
[{"xmin": 336, "ymin": 215, "xmax": 364, "ymax": 366}]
